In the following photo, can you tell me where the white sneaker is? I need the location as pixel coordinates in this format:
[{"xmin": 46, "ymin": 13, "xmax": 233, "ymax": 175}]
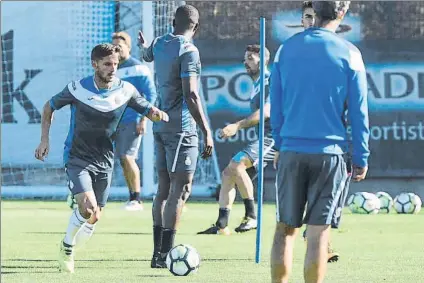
[
  {"xmin": 234, "ymin": 217, "xmax": 257, "ymax": 233},
  {"xmin": 123, "ymin": 200, "xmax": 144, "ymax": 211},
  {"xmin": 58, "ymin": 241, "xmax": 74, "ymax": 273}
]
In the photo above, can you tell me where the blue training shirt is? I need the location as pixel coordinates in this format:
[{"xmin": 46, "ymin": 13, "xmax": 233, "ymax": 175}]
[
  {"xmin": 116, "ymin": 57, "xmax": 157, "ymax": 124},
  {"xmin": 50, "ymin": 76, "xmax": 153, "ymax": 172},
  {"xmin": 250, "ymin": 71, "xmax": 272, "ymax": 138},
  {"xmin": 142, "ymin": 33, "xmax": 201, "ymax": 134},
  {"xmin": 270, "ymin": 27, "xmax": 370, "ymax": 167}
]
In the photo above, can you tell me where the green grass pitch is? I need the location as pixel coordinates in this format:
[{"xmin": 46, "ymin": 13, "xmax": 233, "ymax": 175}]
[{"xmin": 2, "ymin": 200, "xmax": 423, "ymax": 283}]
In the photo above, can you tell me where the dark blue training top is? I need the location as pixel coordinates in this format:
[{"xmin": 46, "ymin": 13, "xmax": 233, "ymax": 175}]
[
  {"xmin": 142, "ymin": 33, "xmax": 201, "ymax": 134},
  {"xmin": 50, "ymin": 76, "xmax": 152, "ymax": 172},
  {"xmin": 249, "ymin": 71, "xmax": 272, "ymax": 138}
]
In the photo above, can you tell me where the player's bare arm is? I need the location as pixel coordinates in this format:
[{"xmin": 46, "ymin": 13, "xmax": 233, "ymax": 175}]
[
  {"xmin": 136, "ymin": 116, "xmax": 148, "ymax": 135},
  {"xmin": 137, "ymin": 31, "xmax": 154, "ymax": 63},
  {"xmin": 128, "ymin": 90, "xmax": 169, "ymax": 123},
  {"xmin": 35, "ymin": 101, "xmax": 54, "ymax": 161},
  {"xmin": 220, "ymin": 103, "xmax": 270, "ymax": 139},
  {"xmin": 182, "ymin": 76, "xmax": 213, "ymax": 159}
]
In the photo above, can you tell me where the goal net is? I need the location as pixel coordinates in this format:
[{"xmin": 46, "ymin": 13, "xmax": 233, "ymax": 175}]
[{"xmin": 1, "ymin": 1, "xmax": 221, "ymax": 200}]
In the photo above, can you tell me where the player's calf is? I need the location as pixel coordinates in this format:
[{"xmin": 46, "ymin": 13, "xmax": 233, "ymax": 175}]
[
  {"xmin": 304, "ymin": 225, "xmax": 331, "ymax": 283},
  {"xmin": 271, "ymin": 222, "xmax": 298, "ymax": 283},
  {"xmin": 160, "ymin": 173, "xmax": 193, "ymax": 258},
  {"xmin": 303, "ymin": 228, "xmax": 339, "ymax": 263}
]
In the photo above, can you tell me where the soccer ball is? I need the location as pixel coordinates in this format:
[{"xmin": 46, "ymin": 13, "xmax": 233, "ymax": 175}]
[
  {"xmin": 166, "ymin": 244, "xmax": 200, "ymax": 276},
  {"xmin": 376, "ymin": 191, "xmax": 394, "ymax": 213},
  {"xmin": 393, "ymin": 193, "xmax": 422, "ymax": 214},
  {"xmin": 347, "ymin": 192, "xmax": 380, "ymax": 214},
  {"xmin": 66, "ymin": 193, "xmax": 76, "ymax": 209}
]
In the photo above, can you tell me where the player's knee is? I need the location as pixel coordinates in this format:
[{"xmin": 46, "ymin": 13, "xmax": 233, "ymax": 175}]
[
  {"xmin": 221, "ymin": 166, "xmax": 231, "ymax": 179},
  {"xmin": 306, "ymin": 225, "xmax": 330, "ymax": 243},
  {"xmin": 90, "ymin": 208, "xmax": 102, "ymax": 224},
  {"xmin": 222, "ymin": 162, "xmax": 239, "ymax": 178},
  {"xmin": 181, "ymin": 183, "xmax": 192, "ymax": 202},
  {"xmin": 276, "ymin": 222, "xmax": 297, "ymax": 237},
  {"xmin": 78, "ymin": 203, "xmax": 97, "ymax": 219},
  {"xmin": 120, "ymin": 155, "xmax": 134, "ymax": 168},
  {"xmin": 75, "ymin": 195, "xmax": 95, "ymax": 219}
]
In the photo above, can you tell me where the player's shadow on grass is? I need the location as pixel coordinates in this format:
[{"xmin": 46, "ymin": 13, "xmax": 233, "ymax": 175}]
[
  {"xmin": 97, "ymin": 232, "xmax": 151, "ymax": 235},
  {"xmin": 6, "ymin": 258, "xmax": 251, "ymax": 263},
  {"xmin": 25, "ymin": 232, "xmax": 151, "ymax": 235},
  {"xmin": 1, "ymin": 265, "xmax": 56, "ymax": 269},
  {"xmin": 6, "ymin": 258, "xmax": 151, "ymax": 262},
  {"xmin": 1, "ymin": 271, "xmax": 58, "ymax": 274},
  {"xmin": 202, "ymin": 258, "xmax": 252, "ymax": 262},
  {"xmin": 137, "ymin": 274, "xmax": 169, "ymax": 278}
]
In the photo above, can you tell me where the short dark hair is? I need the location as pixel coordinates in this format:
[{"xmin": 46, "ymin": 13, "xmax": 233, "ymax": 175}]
[
  {"xmin": 302, "ymin": 1, "xmax": 313, "ymax": 13},
  {"xmin": 174, "ymin": 4, "xmax": 199, "ymax": 29},
  {"xmin": 312, "ymin": 1, "xmax": 350, "ymax": 21},
  {"xmin": 246, "ymin": 44, "xmax": 270, "ymax": 64},
  {"xmin": 91, "ymin": 43, "xmax": 120, "ymax": 61}
]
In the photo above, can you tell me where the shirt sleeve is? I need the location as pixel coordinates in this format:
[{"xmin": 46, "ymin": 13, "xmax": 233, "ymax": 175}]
[
  {"xmin": 127, "ymin": 87, "xmax": 153, "ymax": 117},
  {"xmin": 270, "ymin": 45, "xmax": 284, "ymax": 150},
  {"xmin": 49, "ymin": 83, "xmax": 75, "ymax": 110},
  {"xmin": 141, "ymin": 38, "xmax": 156, "ymax": 63},
  {"xmin": 347, "ymin": 47, "xmax": 370, "ymax": 167},
  {"xmin": 180, "ymin": 43, "xmax": 201, "ymax": 78}
]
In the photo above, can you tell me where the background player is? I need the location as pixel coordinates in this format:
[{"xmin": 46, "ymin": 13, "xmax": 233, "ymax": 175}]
[
  {"xmin": 138, "ymin": 4, "xmax": 214, "ymax": 268},
  {"xmin": 35, "ymin": 43, "xmax": 168, "ymax": 273},
  {"xmin": 112, "ymin": 31, "xmax": 157, "ymax": 211},
  {"xmin": 270, "ymin": 1, "xmax": 369, "ymax": 282},
  {"xmin": 197, "ymin": 44, "xmax": 274, "ymax": 235}
]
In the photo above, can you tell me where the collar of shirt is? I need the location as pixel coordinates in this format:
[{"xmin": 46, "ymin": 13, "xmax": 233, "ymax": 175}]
[{"xmin": 88, "ymin": 76, "xmax": 121, "ymax": 96}]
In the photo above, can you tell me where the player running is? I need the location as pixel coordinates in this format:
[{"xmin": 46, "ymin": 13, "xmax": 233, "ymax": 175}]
[
  {"xmin": 112, "ymin": 31, "xmax": 157, "ymax": 211},
  {"xmin": 138, "ymin": 4, "xmax": 214, "ymax": 268},
  {"xmin": 197, "ymin": 44, "xmax": 275, "ymax": 235},
  {"xmin": 35, "ymin": 43, "xmax": 168, "ymax": 273}
]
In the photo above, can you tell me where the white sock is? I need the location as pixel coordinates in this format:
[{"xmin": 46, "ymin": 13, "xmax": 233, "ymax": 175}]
[
  {"xmin": 74, "ymin": 222, "xmax": 96, "ymax": 247},
  {"xmin": 63, "ymin": 209, "xmax": 87, "ymax": 246}
]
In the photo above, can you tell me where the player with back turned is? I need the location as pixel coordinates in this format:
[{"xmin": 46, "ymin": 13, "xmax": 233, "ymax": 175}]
[
  {"xmin": 138, "ymin": 4, "xmax": 214, "ymax": 268},
  {"xmin": 270, "ymin": 1, "xmax": 369, "ymax": 282},
  {"xmin": 35, "ymin": 43, "xmax": 168, "ymax": 273}
]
